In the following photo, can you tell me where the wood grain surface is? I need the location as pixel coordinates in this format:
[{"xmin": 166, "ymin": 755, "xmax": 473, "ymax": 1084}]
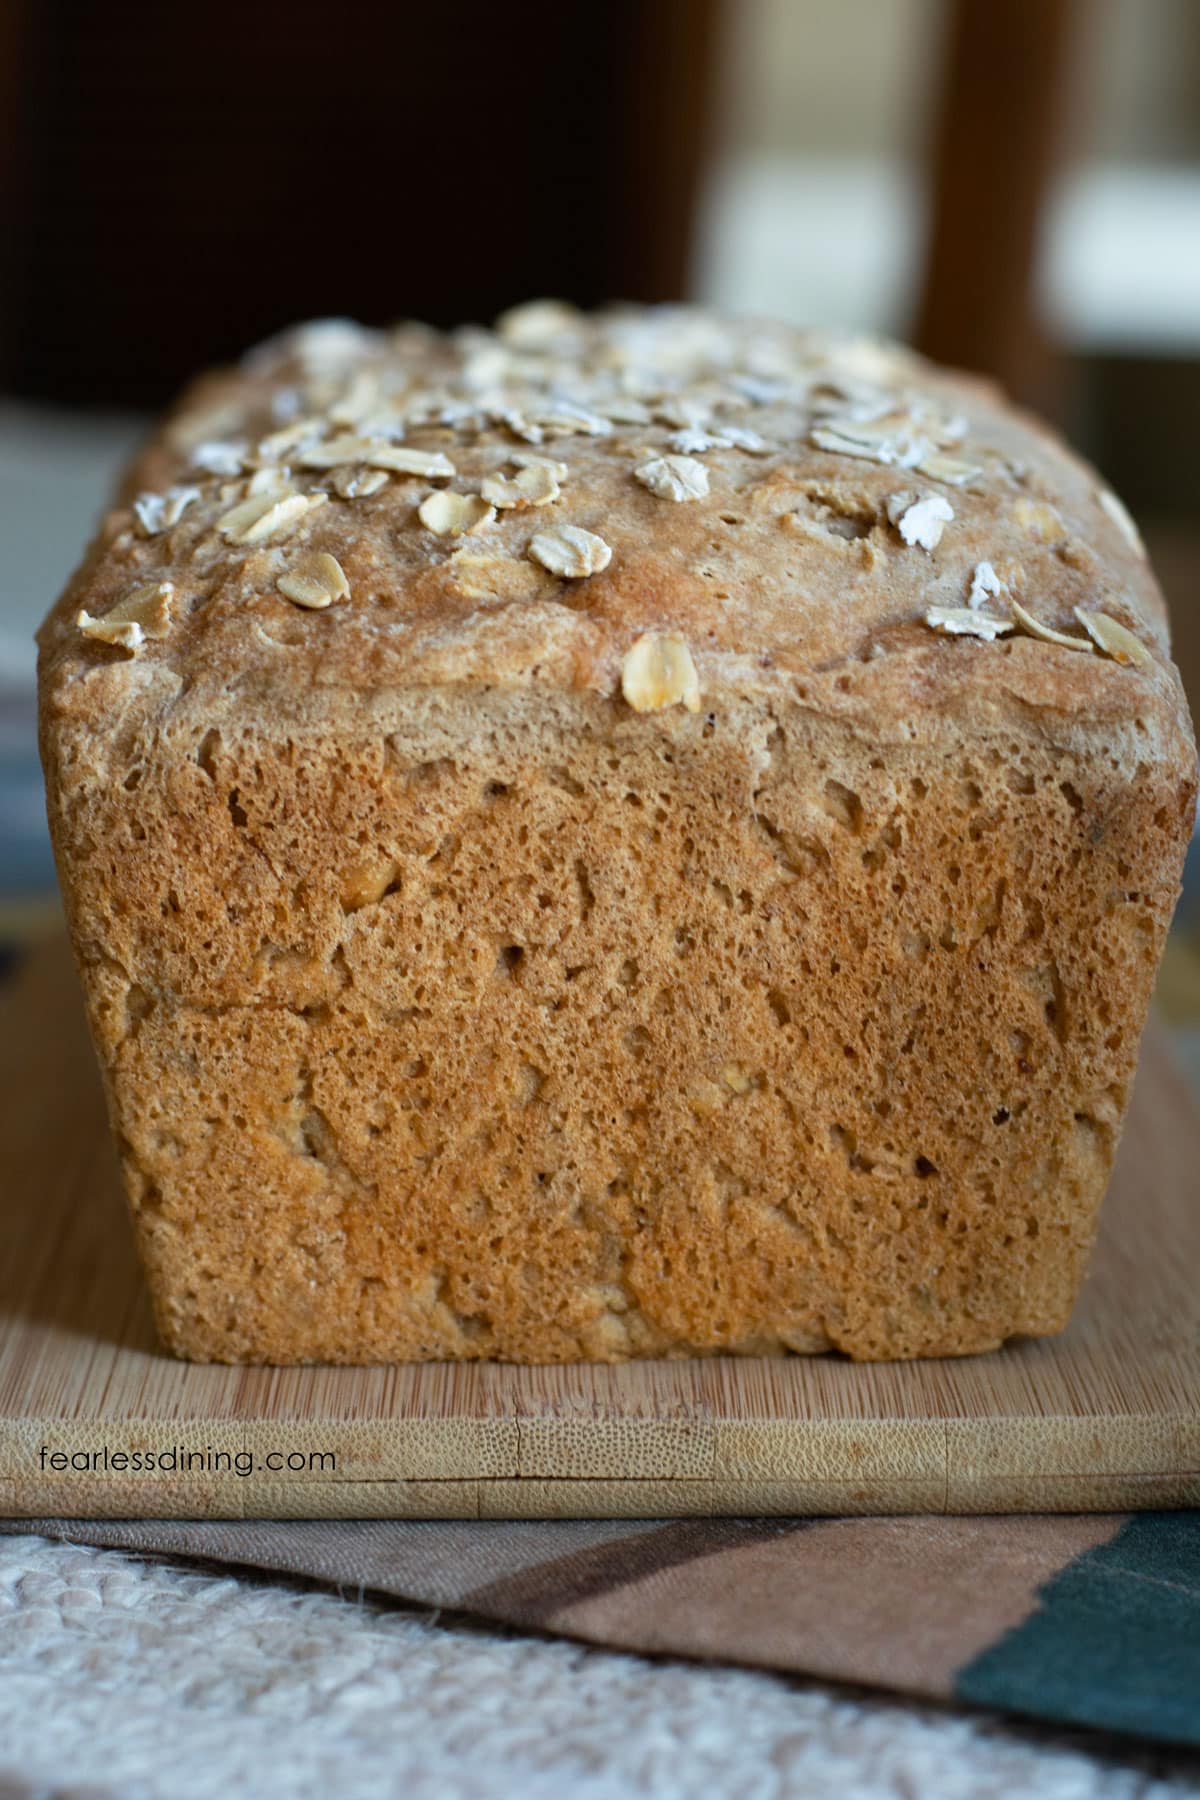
[{"xmin": 1, "ymin": 938, "xmax": 1197, "ymax": 1519}]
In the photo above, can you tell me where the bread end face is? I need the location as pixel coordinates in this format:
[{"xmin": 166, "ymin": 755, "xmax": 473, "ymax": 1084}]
[{"xmin": 40, "ymin": 679, "xmax": 1194, "ymax": 1362}]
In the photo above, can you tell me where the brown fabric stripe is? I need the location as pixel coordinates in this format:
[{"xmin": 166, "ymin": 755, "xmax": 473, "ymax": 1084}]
[
  {"xmin": 550, "ymin": 1513, "xmax": 1127, "ymax": 1698},
  {"xmin": 460, "ymin": 1516, "xmax": 814, "ymax": 1625}
]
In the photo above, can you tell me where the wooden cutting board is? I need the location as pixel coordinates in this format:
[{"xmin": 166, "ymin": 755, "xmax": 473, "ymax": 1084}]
[{"xmin": 1, "ymin": 937, "xmax": 1197, "ymax": 1520}]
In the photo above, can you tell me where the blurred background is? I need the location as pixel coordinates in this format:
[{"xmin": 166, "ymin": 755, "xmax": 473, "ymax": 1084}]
[{"xmin": 2, "ymin": 0, "xmax": 1198, "ymax": 1058}]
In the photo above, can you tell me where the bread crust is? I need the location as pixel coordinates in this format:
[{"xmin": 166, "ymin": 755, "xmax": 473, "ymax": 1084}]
[{"xmin": 37, "ymin": 305, "xmax": 1197, "ymax": 1361}]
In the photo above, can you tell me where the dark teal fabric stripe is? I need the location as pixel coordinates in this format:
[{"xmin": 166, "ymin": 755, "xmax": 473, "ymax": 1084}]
[{"xmin": 956, "ymin": 1513, "xmax": 1200, "ymax": 1746}]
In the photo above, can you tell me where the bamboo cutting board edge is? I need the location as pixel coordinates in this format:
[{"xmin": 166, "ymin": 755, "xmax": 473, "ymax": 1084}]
[{"xmin": 1, "ymin": 936, "xmax": 1198, "ymax": 1520}]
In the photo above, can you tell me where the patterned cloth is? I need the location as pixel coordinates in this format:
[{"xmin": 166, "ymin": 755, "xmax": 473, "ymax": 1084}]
[
  {"xmin": 9, "ymin": 1534, "xmax": 1197, "ymax": 1800},
  {"xmin": 4, "ymin": 1509, "xmax": 1199, "ymax": 1749}
]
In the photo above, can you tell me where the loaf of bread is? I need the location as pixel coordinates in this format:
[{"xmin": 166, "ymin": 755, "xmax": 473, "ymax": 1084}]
[{"xmin": 38, "ymin": 304, "xmax": 1196, "ymax": 1362}]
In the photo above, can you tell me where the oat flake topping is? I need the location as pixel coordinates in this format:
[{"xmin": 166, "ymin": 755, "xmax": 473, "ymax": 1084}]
[
  {"xmin": 481, "ymin": 465, "xmax": 561, "ymax": 510},
  {"xmin": 621, "ymin": 633, "xmax": 702, "ymax": 712},
  {"xmin": 1096, "ymin": 487, "xmax": 1145, "ymax": 558},
  {"xmin": 277, "ymin": 553, "xmax": 350, "ymax": 609},
  {"xmin": 68, "ymin": 302, "xmax": 1165, "ymax": 701},
  {"xmin": 133, "ymin": 486, "xmax": 201, "ymax": 537},
  {"xmin": 77, "ymin": 582, "xmax": 175, "ymax": 654},
  {"xmin": 1009, "ymin": 598, "xmax": 1093, "ymax": 653},
  {"xmin": 889, "ymin": 492, "xmax": 953, "ymax": 552},
  {"xmin": 418, "ymin": 491, "xmax": 496, "ymax": 536},
  {"xmin": 635, "ymin": 455, "xmax": 710, "ymax": 503},
  {"xmin": 925, "ymin": 607, "xmax": 1012, "ymax": 642},
  {"xmin": 528, "ymin": 525, "xmax": 612, "ymax": 579},
  {"xmin": 968, "ymin": 561, "xmax": 1006, "ymax": 608},
  {"xmin": 1075, "ymin": 608, "xmax": 1151, "ymax": 666}
]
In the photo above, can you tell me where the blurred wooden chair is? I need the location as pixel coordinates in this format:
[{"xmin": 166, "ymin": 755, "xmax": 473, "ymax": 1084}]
[{"xmin": 912, "ymin": 0, "xmax": 1082, "ymax": 413}]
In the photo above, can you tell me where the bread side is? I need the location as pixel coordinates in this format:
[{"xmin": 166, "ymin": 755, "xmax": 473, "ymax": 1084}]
[
  {"xmin": 37, "ymin": 305, "xmax": 1197, "ymax": 1361},
  {"xmin": 41, "ymin": 677, "xmax": 1191, "ymax": 1362}
]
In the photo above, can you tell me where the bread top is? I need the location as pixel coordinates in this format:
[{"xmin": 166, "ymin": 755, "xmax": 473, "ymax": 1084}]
[{"xmin": 37, "ymin": 303, "xmax": 1193, "ymax": 752}]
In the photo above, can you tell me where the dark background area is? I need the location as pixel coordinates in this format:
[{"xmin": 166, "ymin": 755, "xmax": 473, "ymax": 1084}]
[{"xmin": 0, "ymin": 0, "xmax": 718, "ymax": 407}]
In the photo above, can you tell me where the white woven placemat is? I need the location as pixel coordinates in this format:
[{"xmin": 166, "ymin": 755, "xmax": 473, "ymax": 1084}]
[{"xmin": 1, "ymin": 1535, "xmax": 1193, "ymax": 1799}]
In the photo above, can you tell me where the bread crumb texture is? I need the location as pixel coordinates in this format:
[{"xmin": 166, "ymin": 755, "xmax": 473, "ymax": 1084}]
[{"xmin": 37, "ymin": 304, "xmax": 1197, "ymax": 1362}]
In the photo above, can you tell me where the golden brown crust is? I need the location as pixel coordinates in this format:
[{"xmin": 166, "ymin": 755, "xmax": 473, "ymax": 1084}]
[
  {"xmin": 37, "ymin": 304, "xmax": 1198, "ymax": 1363},
  {"xmin": 38, "ymin": 303, "xmax": 1181, "ymax": 735}
]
